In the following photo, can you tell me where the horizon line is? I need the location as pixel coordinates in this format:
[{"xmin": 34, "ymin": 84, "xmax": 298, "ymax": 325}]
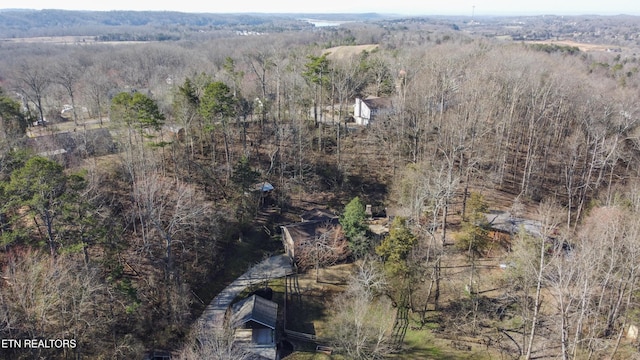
[{"xmin": 0, "ymin": 8, "xmax": 638, "ymax": 17}]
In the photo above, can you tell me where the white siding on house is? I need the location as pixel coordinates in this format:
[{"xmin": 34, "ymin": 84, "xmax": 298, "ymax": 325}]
[
  {"xmin": 281, "ymin": 226, "xmax": 295, "ymax": 259},
  {"xmin": 354, "ymin": 98, "xmax": 372, "ymax": 125}
]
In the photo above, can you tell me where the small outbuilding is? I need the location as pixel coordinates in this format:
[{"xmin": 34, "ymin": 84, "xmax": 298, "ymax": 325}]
[
  {"xmin": 231, "ymin": 295, "xmax": 278, "ymax": 360},
  {"xmin": 253, "ymin": 182, "xmax": 275, "ymax": 193}
]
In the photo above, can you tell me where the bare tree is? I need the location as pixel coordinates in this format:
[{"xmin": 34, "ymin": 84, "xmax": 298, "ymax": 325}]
[
  {"xmin": 0, "ymin": 250, "xmax": 105, "ymax": 359},
  {"xmin": 245, "ymin": 49, "xmax": 276, "ymax": 126},
  {"xmin": 178, "ymin": 320, "xmax": 251, "ymax": 360},
  {"xmin": 295, "ymin": 224, "xmax": 350, "ymax": 282},
  {"xmin": 83, "ymin": 66, "xmax": 112, "ymax": 125},
  {"xmin": 330, "ymin": 54, "xmax": 368, "ymax": 123},
  {"xmin": 52, "ymin": 55, "xmax": 83, "ymax": 125},
  {"xmin": 15, "ymin": 60, "xmax": 51, "ymax": 124},
  {"xmin": 328, "ymin": 259, "xmax": 395, "ymax": 359},
  {"xmin": 570, "ymin": 205, "xmax": 640, "ymax": 359},
  {"xmin": 132, "ymin": 171, "xmax": 211, "ymax": 279},
  {"xmin": 390, "ymin": 157, "xmax": 459, "ymax": 311},
  {"xmin": 525, "ymin": 201, "xmax": 563, "ymax": 360}
]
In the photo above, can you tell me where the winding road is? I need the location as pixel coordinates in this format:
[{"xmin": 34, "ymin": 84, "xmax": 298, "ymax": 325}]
[{"xmin": 198, "ymin": 254, "xmax": 294, "ymax": 332}]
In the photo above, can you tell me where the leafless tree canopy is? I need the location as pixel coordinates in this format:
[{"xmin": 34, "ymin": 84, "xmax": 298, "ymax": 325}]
[{"xmin": 1, "ymin": 12, "xmax": 640, "ymax": 359}]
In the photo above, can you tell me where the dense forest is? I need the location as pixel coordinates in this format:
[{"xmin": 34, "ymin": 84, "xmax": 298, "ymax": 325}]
[{"xmin": 2, "ymin": 10, "xmax": 640, "ymax": 360}]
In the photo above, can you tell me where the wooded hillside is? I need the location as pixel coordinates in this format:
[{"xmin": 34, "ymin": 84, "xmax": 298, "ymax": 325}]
[{"xmin": 1, "ymin": 12, "xmax": 640, "ymax": 359}]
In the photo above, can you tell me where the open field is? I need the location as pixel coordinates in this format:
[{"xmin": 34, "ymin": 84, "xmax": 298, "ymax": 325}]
[
  {"xmin": 26, "ymin": 117, "xmax": 110, "ymax": 137},
  {"xmin": 324, "ymin": 44, "xmax": 379, "ymax": 60},
  {"xmin": 526, "ymin": 39, "xmax": 621, "ymax": 52},
  {"xmin": 0, "ymin": 36, "xmax": 95, "ymax": 44}
]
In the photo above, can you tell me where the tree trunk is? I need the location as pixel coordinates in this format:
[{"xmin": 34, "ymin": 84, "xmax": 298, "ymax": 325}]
[
  {"xmin": 43, "ymin": 209, "xmax": 56, "ymax": 257},
  {"xmin": 525, "ymin": 235, "xmax": 546, "ymax": 359}
]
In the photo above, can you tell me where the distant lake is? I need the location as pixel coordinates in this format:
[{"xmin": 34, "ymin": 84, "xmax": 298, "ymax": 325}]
[{"xmin": 302, "ymin": 19, "xmax": 347, "ymax": 27}]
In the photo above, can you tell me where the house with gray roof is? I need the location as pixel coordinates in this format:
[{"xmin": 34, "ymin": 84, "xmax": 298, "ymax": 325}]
[{"xmin": 231, "ymin": 295, "xmax": 278, "ymax": 360}]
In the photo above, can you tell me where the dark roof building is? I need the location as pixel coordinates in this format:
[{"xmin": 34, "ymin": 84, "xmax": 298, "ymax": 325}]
[
  {"xmin": 299, "ymin": 208, "xmax": 338, "ymax": 222},
  {"xmin": 281, "ymin": 216, "xmax": 339, "ymax": 260},
  {"xmin": 231, "ymin": 295, "xmax": 278, "ymax": 360},
  {"xmin": 231, "ymin": 295, "xmax": 278, "ymax": 330}
]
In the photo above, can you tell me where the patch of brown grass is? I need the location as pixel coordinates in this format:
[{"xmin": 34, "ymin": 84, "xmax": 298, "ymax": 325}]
[
  {"xmin": 526, "ymin": 39, "xmax": 619, "ymax": 52},
  {"xmin": 323, "ymin": 44, "xmax": 379, "ymax": 61}
]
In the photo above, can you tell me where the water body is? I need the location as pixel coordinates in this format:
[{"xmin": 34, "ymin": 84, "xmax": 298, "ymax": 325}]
[{"xmin": 302, "ymin": 19, "xmax": 346, "ymax": 27}]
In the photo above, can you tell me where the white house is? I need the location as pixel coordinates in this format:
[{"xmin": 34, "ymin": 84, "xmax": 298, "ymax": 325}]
[{"xmin": 353, "ymin": 96, "xmax": 393, "ymax": 125}]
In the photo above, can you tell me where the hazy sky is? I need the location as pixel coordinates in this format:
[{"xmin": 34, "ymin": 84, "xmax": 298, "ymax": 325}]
[{"xmin": 8, "ymin": 0, "xmax": 640, "ymax": 16}]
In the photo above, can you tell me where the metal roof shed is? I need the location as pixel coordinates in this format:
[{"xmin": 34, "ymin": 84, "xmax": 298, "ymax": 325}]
[{"xmin": 231, "ymin": 295, "xmax": 278, "ymax": 330}]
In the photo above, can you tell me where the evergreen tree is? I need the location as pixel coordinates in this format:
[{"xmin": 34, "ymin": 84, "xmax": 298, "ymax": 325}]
[
  {"xmin": 199, "ymin": 81, "xmax": 238, "ymax": 176},
  {"xmin": 0, "ymin": 87, "xmax": 27, "ymax": 137},
  {"xmin": 340, "ymin": 196, "xmax": 370, "ymax": 258},
  {"xmin": 2, "ymin": 157, "xmax": 98, "ymax": 257},
  {"xmin": 454, "ymin": 192, "xmax": 491, "ymax": 257},
  {"xmin": 110, "ymin": 91, "xmax": 165, "ymax": 131},
  {"xmin": 231, "ymin": 155, "xmax": 260, "ymax": 193},
  {"xmin": 376, "ymin": 217, "xmax": 417, "ymax": 277},
  {"xmin": 199, "ymin": 81, "xmax": 236, "ymax": 121}
]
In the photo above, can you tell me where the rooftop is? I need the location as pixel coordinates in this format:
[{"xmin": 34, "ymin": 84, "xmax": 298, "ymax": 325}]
[
  {"xmin": 231, "ymin": 295, "xmax": 278, "ymax": 329},
  {"xmin": 281, "ymin": 218, "xmax": 338, "ymax": 246},
  {"xmin": 362, "ymin": 96, "xmax": 393, "ymax": 109},
  {"xmin": 299, "ymin": 208, "xmax": 338, "ymax": 222}
]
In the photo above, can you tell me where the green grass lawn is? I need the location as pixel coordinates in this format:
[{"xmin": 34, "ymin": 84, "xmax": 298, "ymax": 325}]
[
  {"xmin": 285, "ymin": 291, "xmax": 328, "ymax": 336},
  {"xmin": 392, "ymin": 325, "xmax": 496, "ymax": 360}
]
